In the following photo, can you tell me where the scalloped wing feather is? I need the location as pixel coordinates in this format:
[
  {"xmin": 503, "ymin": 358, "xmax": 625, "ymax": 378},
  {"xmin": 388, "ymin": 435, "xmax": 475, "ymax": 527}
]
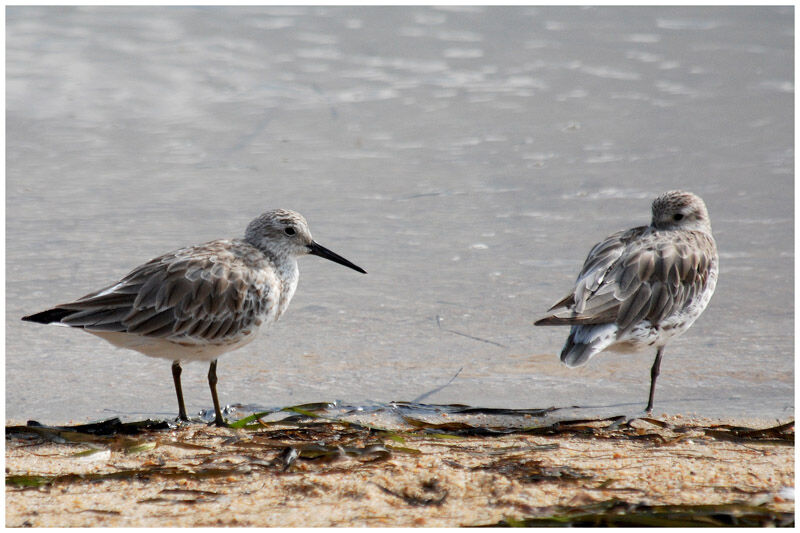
[
  {"xmin": 536, "ymin": 229, "xmax": 717, "ymax": 334},
  {"xmin": 54, "ymin": 240, "xmax": 277, "ymax": 344}
]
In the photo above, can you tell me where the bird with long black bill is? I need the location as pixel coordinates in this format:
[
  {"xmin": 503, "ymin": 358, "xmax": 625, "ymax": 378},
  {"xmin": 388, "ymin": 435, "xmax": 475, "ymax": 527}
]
[{"xmin": 23, "ymin": 209, "xmax": 366, "ymax": 426}]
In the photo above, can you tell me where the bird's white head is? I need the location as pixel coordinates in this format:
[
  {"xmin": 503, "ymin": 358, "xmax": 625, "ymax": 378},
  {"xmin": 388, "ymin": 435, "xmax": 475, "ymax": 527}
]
[
  {"xmin": 244, "ymin": 209, "xmax": 366, "ymax": 273},
  {"xmin": 651, "ymin": 190, "xmax": 712, "ymax": 234}
]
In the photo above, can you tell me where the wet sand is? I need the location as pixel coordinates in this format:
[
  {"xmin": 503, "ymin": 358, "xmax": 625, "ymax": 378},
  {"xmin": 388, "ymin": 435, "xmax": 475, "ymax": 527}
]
[
  {"xmin": 7, "ymin": 6, "xmax": 794, "ymax": 424},
  {"xmin": 6, "ymin": 414, "xmax": 793, "ymax": 527}
]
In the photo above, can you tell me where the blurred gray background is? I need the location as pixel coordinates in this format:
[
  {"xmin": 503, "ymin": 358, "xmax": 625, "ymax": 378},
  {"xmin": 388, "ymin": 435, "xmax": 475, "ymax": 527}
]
[{"xmin": 7, "ymin": 6, "xmax": 793, "ymax": 423}]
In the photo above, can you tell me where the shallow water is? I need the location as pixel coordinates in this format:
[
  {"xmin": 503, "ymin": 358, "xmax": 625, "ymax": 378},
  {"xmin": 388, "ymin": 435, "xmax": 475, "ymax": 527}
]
[{"xmin": 6, "ymin": 6, "xmax": 793, "ymax": 424}]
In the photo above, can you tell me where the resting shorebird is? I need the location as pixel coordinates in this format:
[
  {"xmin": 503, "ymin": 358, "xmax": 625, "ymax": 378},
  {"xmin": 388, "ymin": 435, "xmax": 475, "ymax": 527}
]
[
  {"xmin": 535, "ymin": 191, "xmax": 718, "ymax": 412},
  {"xmin": 22, "ymin": 209, "xmax": 366, "ymax": 426}
]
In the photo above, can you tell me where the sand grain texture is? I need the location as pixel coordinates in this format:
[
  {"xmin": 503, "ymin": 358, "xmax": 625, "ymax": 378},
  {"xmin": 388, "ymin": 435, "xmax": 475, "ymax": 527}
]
[{"xmin": 6, "ymin": 415, "xmax": 794, "ymax": 527}]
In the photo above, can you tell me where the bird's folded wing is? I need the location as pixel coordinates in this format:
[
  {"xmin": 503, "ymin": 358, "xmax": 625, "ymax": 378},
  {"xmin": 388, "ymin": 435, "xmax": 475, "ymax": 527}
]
[
  {"xmin": 536, "ymin": 229, "xmax": 715, "ymax": 335},
  {"xmin": 52, "ymin": 242, "xmax": 275, "ymax": 342}
]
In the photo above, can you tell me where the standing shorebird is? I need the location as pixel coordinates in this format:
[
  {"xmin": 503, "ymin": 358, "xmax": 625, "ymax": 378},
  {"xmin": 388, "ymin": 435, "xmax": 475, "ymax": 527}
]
[
  {"xmin": 22, "ymin": 209, "xmax": 366, "ymax": 426},
  {"xmin": 534, "ymin": 191, "xmax": 718, "ymax": 413}
]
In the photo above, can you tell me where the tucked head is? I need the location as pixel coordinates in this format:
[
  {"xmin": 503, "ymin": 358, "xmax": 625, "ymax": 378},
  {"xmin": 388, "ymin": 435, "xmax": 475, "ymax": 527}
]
[
  {"xmin": 245, "ymin": 209, "xmax": 366, "ymax": 273},
  {"xmin": 651, "ymin": 190, "xmax": 712, "ymax": 233}
]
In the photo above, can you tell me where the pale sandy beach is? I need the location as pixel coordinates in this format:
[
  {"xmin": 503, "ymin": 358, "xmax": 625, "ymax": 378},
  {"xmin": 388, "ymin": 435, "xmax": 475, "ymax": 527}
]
[{"xmin": 6, "ymin": 413, "xmax": 794, "ymax": 527}]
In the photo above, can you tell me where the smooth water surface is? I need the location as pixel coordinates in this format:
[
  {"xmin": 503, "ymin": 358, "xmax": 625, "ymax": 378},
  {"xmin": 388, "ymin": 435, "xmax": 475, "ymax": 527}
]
[{"xmin": 7, "ymin": 6, "xmax": 793, "ymax": 424}]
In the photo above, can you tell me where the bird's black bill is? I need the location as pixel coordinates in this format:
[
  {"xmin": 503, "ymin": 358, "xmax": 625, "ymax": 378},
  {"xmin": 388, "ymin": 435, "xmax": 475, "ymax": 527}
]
[{"xmin": 308, "ymin": 241, "xmax": 366, "ymax": 274}]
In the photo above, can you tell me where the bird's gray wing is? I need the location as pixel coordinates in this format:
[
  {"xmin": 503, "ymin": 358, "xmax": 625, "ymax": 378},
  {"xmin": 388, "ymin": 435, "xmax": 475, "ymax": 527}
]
[
  {"xmin": 537, "ymin": 227, "xmax": 643, "ymax": 324},
  {"xmin": 535, "ymin": 228, "xmax": 716, "ymax": 335},
  {"xmin": 51, "ymin": 241, "xmax": 274, "ymax": 342}
]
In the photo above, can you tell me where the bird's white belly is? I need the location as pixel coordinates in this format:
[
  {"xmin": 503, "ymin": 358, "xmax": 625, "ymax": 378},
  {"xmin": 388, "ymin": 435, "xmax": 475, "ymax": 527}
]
[{"xmin": 89, "ymin": 329, "xmax": 261, "ymax": 362}]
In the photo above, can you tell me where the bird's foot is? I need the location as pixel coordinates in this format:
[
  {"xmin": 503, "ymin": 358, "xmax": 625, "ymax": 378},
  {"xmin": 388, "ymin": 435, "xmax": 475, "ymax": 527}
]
[{"xmin": 209, "ymin": 417, "xmax": 229, "ymax": 428}]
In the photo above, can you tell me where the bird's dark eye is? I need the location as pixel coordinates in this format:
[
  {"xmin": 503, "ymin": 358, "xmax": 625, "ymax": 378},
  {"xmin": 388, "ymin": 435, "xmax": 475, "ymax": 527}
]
[
  {"xmin": 673, "ymin": 213, "xmax": 684, "ymax": 221},
  {"xmin": 284, "ymin": 227, "xmax": 296, "ymax": 236}
]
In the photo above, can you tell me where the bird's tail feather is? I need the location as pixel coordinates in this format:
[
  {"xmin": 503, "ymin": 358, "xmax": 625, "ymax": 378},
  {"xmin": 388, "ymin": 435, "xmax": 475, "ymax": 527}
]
[
  {"xmin": 22, "ymin": 308, "xmax": 72, "ymax": 325},
  {"xmin": 561, "ymin": 341, "xmax": 595, "ymax": 367},
  {"xmin": 560, "ymin": 324, "xmax": 617, "ymax": 367}
]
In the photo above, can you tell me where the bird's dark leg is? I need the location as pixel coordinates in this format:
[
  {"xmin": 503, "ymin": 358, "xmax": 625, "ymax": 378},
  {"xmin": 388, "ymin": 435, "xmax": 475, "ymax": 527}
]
[
  {"xmin": 208, "ymin": 360, "xmax": 227, "ymax": 427},
  {"xmin": 646, "ymin": 347, "xmax": 664, "ymax": 414},
  {"xmin": 171, "ymin": 360, "xmax": 188, "ymax": 422}
]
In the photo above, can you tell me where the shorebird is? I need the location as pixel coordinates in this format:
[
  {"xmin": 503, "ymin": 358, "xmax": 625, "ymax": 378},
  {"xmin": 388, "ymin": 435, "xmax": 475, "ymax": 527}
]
[
  {"xmin": 22, "ymin": 209, "xmax": 366, "ymax": 426},
  {"xmin": 535, "ymin": 191, "xmax": 718, "ymax": 413}
]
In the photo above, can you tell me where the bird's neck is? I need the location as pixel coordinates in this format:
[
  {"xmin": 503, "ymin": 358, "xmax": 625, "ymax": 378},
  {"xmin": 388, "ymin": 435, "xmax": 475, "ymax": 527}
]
[
  {"xmin": 258, "ymin": 246, "xmax": 299, "ymax": 283},
  {"xmin": 275, "ymin": 255, "xmax": 299, "ymax": 317}
]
